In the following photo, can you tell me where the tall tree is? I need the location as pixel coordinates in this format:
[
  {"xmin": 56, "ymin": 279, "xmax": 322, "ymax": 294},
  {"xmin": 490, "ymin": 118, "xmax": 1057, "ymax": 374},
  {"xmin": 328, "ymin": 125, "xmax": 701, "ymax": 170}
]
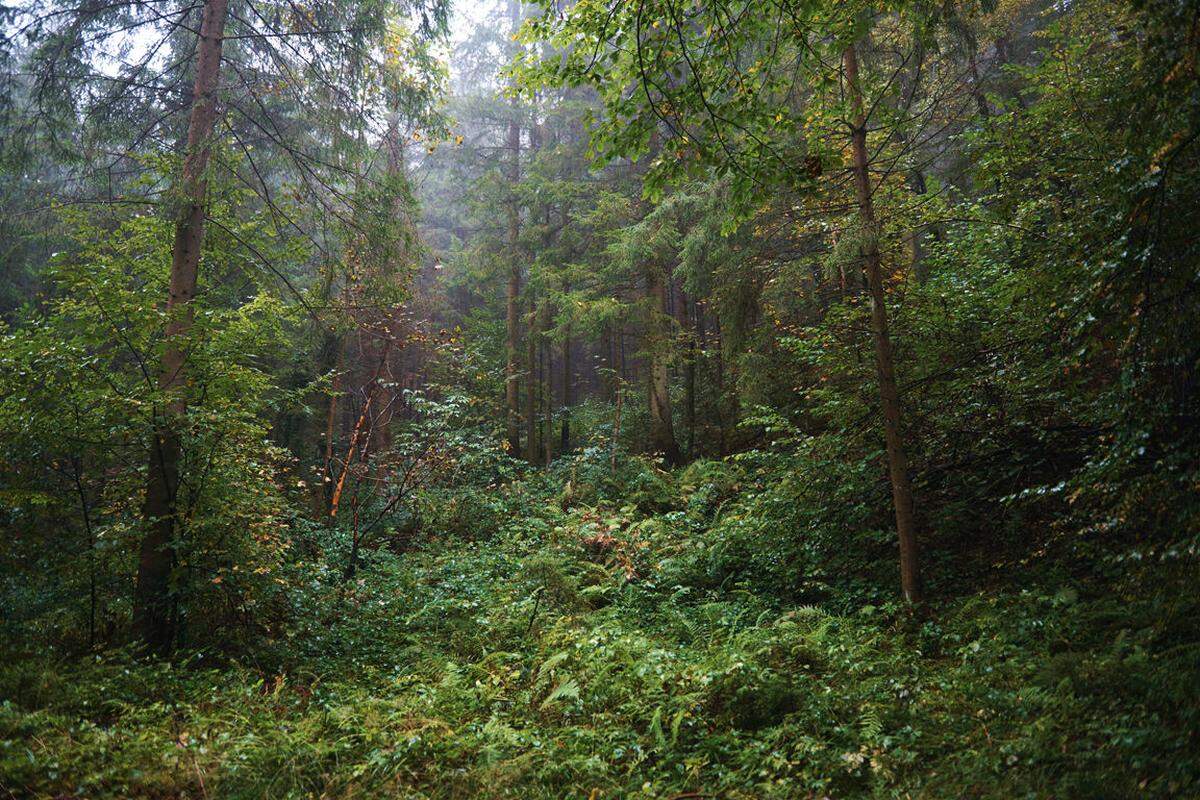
[
  {"xmin": 843, "ymin": 41, "xmax": 921, "ymax": 602},
  {"xmin": 646, "ymin": 261, "xmax": 681, "ymax": 465},
  {"xmin": 135, "ymin": 0, "xmax": 231, "ymax": 652},
  {"xmin": 504, "ymin": 0, "xmax": 524, "ymax": 455},
  {"xmin": 526, "ymin": 297, "xmax": 541, "ymax": 461},
  {"xmin": 560, "ymin": 308, "xmax": 572, "ymax": 453}
]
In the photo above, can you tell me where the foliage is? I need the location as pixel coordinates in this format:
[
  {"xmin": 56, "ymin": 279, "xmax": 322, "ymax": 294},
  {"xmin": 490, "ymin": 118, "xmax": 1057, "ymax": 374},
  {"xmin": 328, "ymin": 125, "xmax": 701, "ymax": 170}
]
[
  {"xmin": 4, "ymin": 474, "xmax": 1198, "ymax": 798},
  {"xmin": 2, "ymin": 0, "xmax": 1200, "ymax": 796}
]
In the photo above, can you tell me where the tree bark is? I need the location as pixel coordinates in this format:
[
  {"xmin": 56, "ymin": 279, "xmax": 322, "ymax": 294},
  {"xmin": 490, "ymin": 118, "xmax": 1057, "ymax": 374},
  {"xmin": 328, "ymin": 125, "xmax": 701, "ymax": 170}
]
[
  {"xmin": 318, "ymin": 334, "xmax": 343, "ymax": 516},
  {"xmin": 646, "ymin": 264, "xmax": 681, "ymax": 466},
  {"xmin": 909, "ymin": 169, "xmax": 930, "ymax": 285},
  {"xmin": 525, "ymin": 298, "xmax": 539, "ymax": 462},
  {"xmin": 542, "ymin": 329, "xmax": 553, "ymax": 465},
  {"xmin": 504, "ymin": 0, "xmax": 522, "ymax": 455},
  {"xmin": 69, "ymin": 456, "xmax": 97, "ymax": 648},
  {"xmin": 610, "ymin": 380, "xmax": 623, "ymax": 472},
  {"xmin": 135, "ymin": 0, "xmax": 230, "ymax": 653},
  {"xmin": 601, "ymin": 323, "xmax": 616, "ymax": 402},
  {"xmin": 560, "ymin": 312, "xmax": 572, "ymax": 454},
  {"xmin": 674, "ymin": 283, "xmax": 695, "ymax": 460},
  {"xmin": 844, "ymin": 42, "xmax": 922, "ymax": 603},
  {"xmin": 713, "ymin": 314, "xmax": 727, "ymax": 456},
  {"xmin": 505, "ymin": 119, "xmax": 522, "ymax": 455}
]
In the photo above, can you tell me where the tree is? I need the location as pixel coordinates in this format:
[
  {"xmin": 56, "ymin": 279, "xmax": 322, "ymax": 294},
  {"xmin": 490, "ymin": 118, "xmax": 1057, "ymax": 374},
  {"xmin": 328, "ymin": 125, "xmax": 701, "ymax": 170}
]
[
  {"xmin": 505, "ymin": 0, "xmax": 524, "ymax": 455},
  {"xmin": 646, "ymin": 260, "xmax": 681, "ymax": 465},
  {"xmin": 520, "ymin": 0, "xmax": 938, "ymax": 598},
  {"xmin": 843, "ymin": 41, "xmax": 921, "ymax": 602},
  {"xmin": 7, "ymin": 0, "xmax": 449, "ymax": 650},
  {"xmin": 134, "ymin": 0, "xmax": 231, "ymax": 653}
]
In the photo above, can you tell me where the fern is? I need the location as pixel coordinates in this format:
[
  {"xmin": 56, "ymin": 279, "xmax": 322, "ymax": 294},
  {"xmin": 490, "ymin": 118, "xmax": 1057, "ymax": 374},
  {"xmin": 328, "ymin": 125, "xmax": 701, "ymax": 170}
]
[
  {"xmin": 540, "ymin": 678, "xmax": 581, "ymax": 710},
  {"xmin": 859, "ymin": 706, "xmax": 883, "ymax": 743}
]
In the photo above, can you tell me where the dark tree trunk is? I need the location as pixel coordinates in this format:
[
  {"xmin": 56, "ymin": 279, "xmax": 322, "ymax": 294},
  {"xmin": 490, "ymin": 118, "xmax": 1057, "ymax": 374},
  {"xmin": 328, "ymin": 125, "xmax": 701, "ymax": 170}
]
[
  {"xmin": 69, "ymin": 456, "xmax": 97, "ymax": 648},
  {"xmin": 543, "ymin": 332, "xmax": 553, "ymax": 465},
  {"xmin": 526, "ymin": 298, "xmax": 539, "ymax": 462},
  {"xmin": 696, "ymin": 300, "xmax": 709, "ymax": 458},
  {"xmin": 844, "ymin": 43, "xmax": 922, "ymax": 603},
  {"xmin": 504, "ymin": 117, "xmax": 522, "ymax": 455},
  {"xmin": 560, "ymin": 321, "xmax": 572, "ymax": 454},
  {"xmin": 968, "ymin": 45, "xmax": 991, "ymax": 122},
  {"xmin": 909, "ymin": 169, "xmax": 930, "ymax": 285},
  {"xmin": 713, "ymin": 314, "xmax": 728, "ymax": 456},
  {"xmin": 601, "ymin": 323, "xmax": 616, "ymax": 402},
  {"xmin": 646, "ymin": 265, "xmax": 680, "ymax": 466},
  {"xmin": 504, "ymin": 0, "xmax": 523, "ymax": 455},
  {"xmin": 675, "ymin": 284, "xmax": 695, "ymax": 460},
  {"xmin": 135, "ymin": 0, "xmax": 230, "ymax": 654}
]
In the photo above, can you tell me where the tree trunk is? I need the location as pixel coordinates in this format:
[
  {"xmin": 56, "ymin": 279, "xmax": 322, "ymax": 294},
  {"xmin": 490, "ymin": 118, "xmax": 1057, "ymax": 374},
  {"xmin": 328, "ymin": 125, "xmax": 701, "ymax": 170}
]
[
  {"xmin": 525, "ymin": 298, "xmax": 539, "ymax": 462},
  {"xmin": 646, "ymin": 265, "xmax": 681, "ymax": 466},
  {"xmin": 968, "ymin": 45, "xmax": 991, "ymax": 122},
  {"xmin": 330, "ymin": 338, "xmax": 392, "ymax": 524},
  {"xmin": 713, "ymin": 314, "xmax": 727, "ymax": 455},
  {"xmin": 542, "ymin": 333, "xmax": 553, "ymax": 465},
  {"xmin": 601, "ymin": 323, "xmax": 616, "ymax": 402},
  {"xmin": 616, "ymin": 321, "xmax": 626, "ymax": 387},
  {"xmin": 560, "ymin": 315, "xmax": 572, "ymax": 454},
  {"xmin": 674, "ymin": 283, "xmax": 695, "ymax": 460},
  {"xmin": 504, "ymin": 0, "xmax": 523, "ymax": 455},
  {"xmin": 69, "ymin": 456, "xmax": 97, "ymax": 648},
  {"xmin": 696, "ymin": 299, "xmax": 709, "ymax": 458},
  {"xmin": 504, "ymin": 112, "xmax": 522, "ymax": 455},
  {"xmin": 844, "ymin": 43, "xmax": 922, "ymax": 603},
  {"xmin": 317, "ymin": 334, "xmax": 343, "ymax": 516},
  {"xmin": 909, "ymin": 169, "xmax": 930, "ymax": 285},
  {"xmin": 135, "ymin": 0, "xmax": 230, "ymax": 654},
  {"xmin": 610, "ymin": 380, "xmax": 623, "ymax": 472}
]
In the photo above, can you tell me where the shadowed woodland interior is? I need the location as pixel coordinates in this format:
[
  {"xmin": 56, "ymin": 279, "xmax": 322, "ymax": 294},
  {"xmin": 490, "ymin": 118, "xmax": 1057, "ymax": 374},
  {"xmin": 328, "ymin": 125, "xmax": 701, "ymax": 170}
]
[{"xmin": 1, "ymin": 0, "xmax": 1199, "ymax": 796}]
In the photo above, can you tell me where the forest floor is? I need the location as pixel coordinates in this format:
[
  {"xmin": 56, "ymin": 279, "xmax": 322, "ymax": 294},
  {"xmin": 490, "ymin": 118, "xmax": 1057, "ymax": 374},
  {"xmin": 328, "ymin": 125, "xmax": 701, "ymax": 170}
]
[{"xmin": 2, "ymin": 460, "xmax": 1198, "ymax": 799}]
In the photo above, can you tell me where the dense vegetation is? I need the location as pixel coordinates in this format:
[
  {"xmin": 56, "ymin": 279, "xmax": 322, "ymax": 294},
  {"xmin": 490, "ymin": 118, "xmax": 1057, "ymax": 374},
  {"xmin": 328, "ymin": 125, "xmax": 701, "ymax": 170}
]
[{"xmin": 1, "ymin": 0, "xmax": 1198, "ymax": 796}]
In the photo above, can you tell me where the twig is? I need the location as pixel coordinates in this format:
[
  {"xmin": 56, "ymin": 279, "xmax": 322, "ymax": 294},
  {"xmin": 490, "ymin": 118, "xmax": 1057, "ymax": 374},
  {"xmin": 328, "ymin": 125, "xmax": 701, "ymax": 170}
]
[{"xmin": 525, "ymin": 587, "xmax": 545, "ymax": 636}]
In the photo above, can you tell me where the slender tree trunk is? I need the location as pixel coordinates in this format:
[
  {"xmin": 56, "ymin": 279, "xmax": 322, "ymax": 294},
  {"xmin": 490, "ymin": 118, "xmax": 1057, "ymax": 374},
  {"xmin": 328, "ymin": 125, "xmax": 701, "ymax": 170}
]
[
  {"xmin": 616, "ymin": 322, "xmax": 626, "ymax": 387},
  {"xmin": 646, "ymin": 265, "xmax": 681, "ymax": 465},
  {"xmin": 504, "ymin": 0, "xmax": 523, "ymax": 455},
  {"xmin": 968, "ymin": 46, "xmax": 991, "ymax": 122},
  {"xmin": 560, "ymin": 316, "xmax": 572, "ymax": 454},
  {"xmin": 674, "ymin": 284, "xmax": 695, "ymax": 460},
  {"xmin": 601, "ymin": 324, "xmax": 616, "ymax": 402},
  {"xmin": 895, "ymin": 37, "xmax": 932, "ymax": 286},
  {"xmin": 371, "ymin": 338, "xmax": 395, "ymax": 460},
  {"xmin": 526, "ymin": 299, "xmax": 539, "ymax": 462},
  {"xmin": 610, "ymin": 380, "xmax": 623, "ymax": 472},
  {"xmin": 837, "ymin": 244, "xmax": 849, "ymax": 299},
  {"xmin": 713, "ymin": 315, "xmax": 727, "ymax": 455},
  {"xmin": 844, "ymin": 43, "xmax": 922, "ymax": 603},
  {"xmin": 505, "ymin": 122, "xmax": 521, "ymax": 455},
  {"xmin": 135, "ymin": 0, "xmax": 229, "ymax": 653},
  {"xmin": 318, "ymin": 341, "xmax": 343, "ymax": 515},
  {"xmin": 544, "ymin": 333, "xmax": 552, "ymax": 462},
  {"xmin": 69, "ymin": 456, "xmax": 97, "ymax": 648},
  {"xmin": 330, "ymin": 339, "xmax": 392, "ymax": 524},
  {"xmin": 370, "ymin": 118, "xmax": 411, "ymax": 463},
  {"xmin": 696, "ymin": 300, "xmax": 709, "ymax": 458},
  {"xmin": 909, "ymin": 169, "xmax": 930, "ymax": 285}
]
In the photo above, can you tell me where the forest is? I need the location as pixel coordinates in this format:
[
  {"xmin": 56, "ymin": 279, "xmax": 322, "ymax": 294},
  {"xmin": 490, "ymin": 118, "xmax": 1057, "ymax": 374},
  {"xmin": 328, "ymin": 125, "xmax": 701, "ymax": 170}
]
[{"xmin": 1, "ymin": 0, "xmax": 1198, "ymax": 796}]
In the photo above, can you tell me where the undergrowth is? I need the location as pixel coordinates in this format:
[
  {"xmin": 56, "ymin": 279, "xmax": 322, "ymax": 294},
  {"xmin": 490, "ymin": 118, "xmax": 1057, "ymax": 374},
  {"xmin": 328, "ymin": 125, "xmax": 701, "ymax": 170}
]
[{"xmin": 2, "ymin": 456, "xmax": 1197, "ymax": 799}]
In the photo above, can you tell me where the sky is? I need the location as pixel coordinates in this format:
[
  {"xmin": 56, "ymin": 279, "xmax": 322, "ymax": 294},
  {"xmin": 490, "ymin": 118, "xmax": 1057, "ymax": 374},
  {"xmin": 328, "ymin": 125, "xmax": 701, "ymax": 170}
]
[{"xmin": 450, "ymin": 0, "xmax": 495, "ymax": 46}]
